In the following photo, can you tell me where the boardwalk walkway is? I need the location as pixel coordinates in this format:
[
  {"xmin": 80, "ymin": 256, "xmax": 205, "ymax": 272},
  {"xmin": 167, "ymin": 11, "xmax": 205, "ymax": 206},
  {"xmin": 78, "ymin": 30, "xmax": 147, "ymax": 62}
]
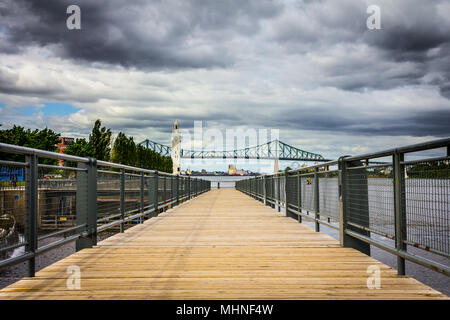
[{"xmin": 0, "ymin": 189, "xmax": 447, "ymax": 299}]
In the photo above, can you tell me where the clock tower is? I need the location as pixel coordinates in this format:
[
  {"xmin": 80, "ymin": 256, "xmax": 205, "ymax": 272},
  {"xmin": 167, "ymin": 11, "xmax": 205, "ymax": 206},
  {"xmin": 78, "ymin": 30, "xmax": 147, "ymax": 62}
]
[{"xmin": 171, "ymin": 120, "xmax": 181, "ymax": 174}]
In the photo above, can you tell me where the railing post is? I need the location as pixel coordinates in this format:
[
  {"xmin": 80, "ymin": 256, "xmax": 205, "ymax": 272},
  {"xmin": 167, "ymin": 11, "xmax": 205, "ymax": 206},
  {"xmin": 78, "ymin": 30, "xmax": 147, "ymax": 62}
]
[
  {"xmin": 271, "ymin": 176, "xmax": 275, "ymax": 209},
  {"xmin": 314, "ymin": 167, "xmax": 320, "ymax": 232},
  {"xmin": 180, "ymin": 177, "xmax": 184, "ymax": 201},
  {"xmin": 152, "ymin": 171, "xmax": 159, "ymax": 216},
  {"xmin": 76, "ymin": 157, "xmax": 97, "ymax": 251},
  {"xmin": 277, "ymin": 174, "xmax": 281, "ymax": 212},
  {"xmin": 140, "ymin": 172, "xmax": 144, "ymax": 223},
  {"xmin": 285, "ymin": 171, "xmax": 290, "ymax": 218},
  {"xmin": 176, "ymin": 175, "xmax": 180, "ymax": 205},
  {"xmin": 170, "ymin": 176, "xmax": 173, "ymax": 208},
  {"xmin": 394, "ymin": 151, "xmax": 407, "ymax": 275},
  {"xmin": 297, "ymin": 173, "xmax": 302, "ymax": 223},
  {"xmin": 187, "ymin": 176, "xmax": 191, "ymax": 200},
  {"xmin": 163, "ymin": 176, "xmax": 167, "ymax": 212},
  {"xmin": 120, "ymin": 168, "xmax": 125, "ymax": 232},
  {"xmin": 338, "ymin": 157, "xmax": 370, "ymax": 255},
  {"xmin": 263, "ymin": 176, "xmax": 267, "ymax": 205},
  {"xmin": 338, "ymin": 165, "xmax": 344, "ymax": 244},
  {"xmin": 25, "ymin": 154, "xmax": 38, "ymax": 277}
]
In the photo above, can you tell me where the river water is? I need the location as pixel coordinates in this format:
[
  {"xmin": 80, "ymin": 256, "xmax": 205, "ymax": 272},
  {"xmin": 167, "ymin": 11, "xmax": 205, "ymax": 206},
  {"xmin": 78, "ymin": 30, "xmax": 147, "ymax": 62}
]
[{"xmin": 195, "ymin": 175, "xmax": 249, "ymax": 188}]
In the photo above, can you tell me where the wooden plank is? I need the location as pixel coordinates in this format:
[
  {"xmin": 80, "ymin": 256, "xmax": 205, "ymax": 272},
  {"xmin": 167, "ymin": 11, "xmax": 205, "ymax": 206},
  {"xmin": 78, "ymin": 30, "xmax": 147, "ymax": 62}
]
[{"xmin": 0, "ymin": 189, "xmax": 447, "ymax": 300}]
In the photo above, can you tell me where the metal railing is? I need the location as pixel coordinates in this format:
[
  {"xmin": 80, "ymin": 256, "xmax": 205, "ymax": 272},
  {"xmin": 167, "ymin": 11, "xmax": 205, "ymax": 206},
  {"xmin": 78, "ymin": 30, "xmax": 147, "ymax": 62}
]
[
  {"xmin": 0, "ymin": 142, "xmax": 210, "ymax": 276},
  {"xmin": 236, "ymin": 138, "xmax": 450, "ymax": 277}
]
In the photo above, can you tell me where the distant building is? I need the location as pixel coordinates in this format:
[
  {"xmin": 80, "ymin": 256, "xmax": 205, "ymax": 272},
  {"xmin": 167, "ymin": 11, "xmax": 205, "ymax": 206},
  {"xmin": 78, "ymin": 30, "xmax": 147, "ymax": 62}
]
[
  {"xmin": 57, "ymin": 137, "xmax": 74, "ymax": 166},
  {"xmin": 228, "ymin": 164, "xmax": 237, "ymax": 175},
  {"xmin": 201, "ymin": 169, "xmax": 207, "ymax": 174}
]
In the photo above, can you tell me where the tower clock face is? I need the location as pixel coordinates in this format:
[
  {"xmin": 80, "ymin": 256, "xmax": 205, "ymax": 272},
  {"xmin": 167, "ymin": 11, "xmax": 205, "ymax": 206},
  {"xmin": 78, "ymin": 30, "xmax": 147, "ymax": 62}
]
[{"xmin": 173, "ymin": 136, "xmax": 179, "ymax": 142}]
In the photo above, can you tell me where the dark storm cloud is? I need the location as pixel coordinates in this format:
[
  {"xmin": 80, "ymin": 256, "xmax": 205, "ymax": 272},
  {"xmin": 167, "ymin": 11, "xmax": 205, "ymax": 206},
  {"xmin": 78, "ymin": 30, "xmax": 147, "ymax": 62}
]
[
  {"xmin": 268, "ymin": 0, "xmax": 450, "ymax": 97},
  {"xmin": 0, "ymin": 0, "xmax": 282, "ymax": 69},
  {"xmin": 107, "ymin": 110, "xmax": 241, "ymax": 133},
  {"xmin": 279, "ymin": 108, "xmax": 450, "ymax": 137},
  {"xmin": 1, "ymin": 0, "xmax": 450, "ymax": 145},
  {"xmin": 221, "ymin": 102, "xmax": 450, "ymax": 138}
]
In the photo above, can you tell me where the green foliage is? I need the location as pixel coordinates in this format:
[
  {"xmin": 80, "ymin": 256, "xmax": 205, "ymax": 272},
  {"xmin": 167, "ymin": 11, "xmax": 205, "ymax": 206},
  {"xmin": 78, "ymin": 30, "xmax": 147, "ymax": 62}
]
[
  {"xmin": 111, "ymin": 131, "xmax": 172, "ymax": 173},
  {"xmin": 89, "ymin": 119, "xmax": 112, "ymax": 161},
  {"xmin": 1, "ymin": 120, "xmax": 172, "ymax": 173},
  {"xmin": 64, "ymin": 138, "xmax": 93, "ymax": 158},
  {"xmin": 110, "ymin": 132, "xmax": 136, "ymax": 166},
  {"xmin": 408, "ymin": 162, "xmax": 450, "ymax": 178},
  {"xmin": 0, "ymin": 125, "xmax": 60, "ymax": 164},
  {"xmin": 64, "ymin": 119, "xmax": 111, "ymax": 161}
]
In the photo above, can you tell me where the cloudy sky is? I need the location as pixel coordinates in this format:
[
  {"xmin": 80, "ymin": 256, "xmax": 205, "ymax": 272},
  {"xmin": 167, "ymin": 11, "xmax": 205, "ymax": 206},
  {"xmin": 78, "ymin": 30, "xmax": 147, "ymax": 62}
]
[{"xmin": 1, "ymin": 0, "xmax": 450, "ymax": 172}]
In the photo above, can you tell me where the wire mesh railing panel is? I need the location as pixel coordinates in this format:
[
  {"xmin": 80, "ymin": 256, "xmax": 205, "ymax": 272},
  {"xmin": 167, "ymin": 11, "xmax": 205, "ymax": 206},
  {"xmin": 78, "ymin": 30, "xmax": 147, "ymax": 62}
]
[
  {"xmin": 97, "ymin": 170, "xmax": 121, "ymax": 223},
  {"xmin": 405, "ymin": 160, "xmax": 450, "ymax": 256},
  {"xmin": 158, "ymin": 176, "xmax": 164, "ymax": 205},
  {"xmin": 166, "ymin": 177, "xmax": 172, "ymax": 202},
  {"xmin": 35, "ymin": 165, "xmax": 81, "ymax": 251},
  {"xmin": 124, "ymin": 173, "xmax": 141, "ymax": 215},
  {"xmin": 264, "ymin": 179, "xmax": 269, "ymax": 200},
  {"xmin": 318, "ymin": 175, "xmax": 339, "ymax": 220},
  {"xmin": 275, "ymin": 176, "xmax": 280, "ymax": 202},
  {"xmin": 286, "ymin": 174, "xmax": 298, "ymax": 208},
  {"xmin": 367, "ymin": 171, "xmax": 395, "ymax": 238},
  {"xmin": 143, "ymin": 175, "xmax": 152, "ymax": 210},
  {"xmin": 37, "ymin": 167, "xmax": 77, "ymax": 233},
  {"xmin": 279, "ymin": 176, "xmax": 285, "ymax": 205},
  {"xmin": 180, "ymin": 178, "xmax": 186, "ymax": 199},
  {"xmin": 0, "ymin": 163, "xmax": 27, "ymax": 261},
  {"xmin": 300, "ymin": 174, "xmax": 315, "ymax": 212}
]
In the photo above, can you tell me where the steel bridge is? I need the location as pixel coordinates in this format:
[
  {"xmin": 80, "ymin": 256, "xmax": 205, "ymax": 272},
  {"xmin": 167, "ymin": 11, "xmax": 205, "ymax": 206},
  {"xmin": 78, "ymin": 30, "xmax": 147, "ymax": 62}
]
[{"xmin": 138, "ymin": 139, "xmax": 329, "ymax": 161}]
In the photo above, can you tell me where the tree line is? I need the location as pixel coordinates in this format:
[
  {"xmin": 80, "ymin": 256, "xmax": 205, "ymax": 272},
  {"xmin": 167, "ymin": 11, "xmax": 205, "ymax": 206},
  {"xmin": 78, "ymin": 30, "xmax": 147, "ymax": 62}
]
[{"xmin": 0, "ymin": 120, "xmax": 172, "ymax": 173}]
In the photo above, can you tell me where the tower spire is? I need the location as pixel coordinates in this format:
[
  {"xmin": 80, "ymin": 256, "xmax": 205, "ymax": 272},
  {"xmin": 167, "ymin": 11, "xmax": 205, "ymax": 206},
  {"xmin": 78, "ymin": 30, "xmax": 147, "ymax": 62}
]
[{"xmin": 171, "ymin": 120, "xmax": 181, "ymax": 174}]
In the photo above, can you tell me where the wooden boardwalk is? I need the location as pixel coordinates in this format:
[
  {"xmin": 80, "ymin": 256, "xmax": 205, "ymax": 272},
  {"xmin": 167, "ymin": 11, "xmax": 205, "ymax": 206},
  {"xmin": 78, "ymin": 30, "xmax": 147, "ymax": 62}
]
[{"xmin": 0, "ymin": 189, "xmax": 447, "ymax": 299}]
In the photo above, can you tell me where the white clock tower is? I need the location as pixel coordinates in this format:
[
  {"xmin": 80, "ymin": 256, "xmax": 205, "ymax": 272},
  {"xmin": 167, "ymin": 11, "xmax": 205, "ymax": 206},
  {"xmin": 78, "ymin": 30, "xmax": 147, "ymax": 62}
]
[{"xmin": 171, "ymin": 120, "xmax": 181, "ymax": 174}]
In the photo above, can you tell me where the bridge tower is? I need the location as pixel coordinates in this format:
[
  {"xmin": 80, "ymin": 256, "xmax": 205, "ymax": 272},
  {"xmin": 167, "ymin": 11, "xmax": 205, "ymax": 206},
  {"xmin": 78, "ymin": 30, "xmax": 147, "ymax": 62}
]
[
  {"xmin": 274, "ymin": 159, "xmax": 279, "ymax": 173},
  {"xmin": 171, "ymin": 120, "xmax": 181, "ymax": 174},
  {"xmin": 273, "ymin": 139, "xmax": 279, "ymax": 173}
]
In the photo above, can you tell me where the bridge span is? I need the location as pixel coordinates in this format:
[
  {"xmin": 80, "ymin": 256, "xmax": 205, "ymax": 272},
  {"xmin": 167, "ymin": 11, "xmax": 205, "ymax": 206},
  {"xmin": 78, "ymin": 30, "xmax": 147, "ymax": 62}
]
[{"xmin": 0, "ymin": 189, "xmax": 446, "ymax": 299}]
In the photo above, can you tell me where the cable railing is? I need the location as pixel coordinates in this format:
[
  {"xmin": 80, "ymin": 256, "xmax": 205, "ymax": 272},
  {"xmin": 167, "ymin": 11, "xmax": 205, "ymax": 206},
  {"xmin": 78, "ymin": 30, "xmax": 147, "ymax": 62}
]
[
  {"xmin": 0, "ymin": 142, "xmax": 211, "ymax": 276},
  {"xmin": 236, "ymin": 138, "xmax": 450, "ymax": 277}
]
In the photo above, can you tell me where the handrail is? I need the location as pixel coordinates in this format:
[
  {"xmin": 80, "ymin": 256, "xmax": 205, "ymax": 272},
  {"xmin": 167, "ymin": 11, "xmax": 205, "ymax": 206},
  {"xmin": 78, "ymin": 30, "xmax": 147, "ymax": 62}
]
[
  {"xmin": 0, "ymin": 142, "xmax": 211, "ymax": 276},
  {"xmin": 236, "ymin": 137, "xmax": 450, "ymax": 277}
]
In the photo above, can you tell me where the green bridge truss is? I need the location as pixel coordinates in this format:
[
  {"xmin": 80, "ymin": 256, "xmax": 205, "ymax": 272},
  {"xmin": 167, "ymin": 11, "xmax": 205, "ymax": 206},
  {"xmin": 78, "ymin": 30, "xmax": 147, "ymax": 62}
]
[{"xmin": 138, "ymin": 139, "xmax": 329, "ymax": 161}]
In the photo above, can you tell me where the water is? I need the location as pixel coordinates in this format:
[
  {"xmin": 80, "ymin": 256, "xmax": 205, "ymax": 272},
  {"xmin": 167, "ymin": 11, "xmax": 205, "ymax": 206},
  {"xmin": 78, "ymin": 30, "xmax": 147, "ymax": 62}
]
[{"xmin": 196, "ymin": 175, "xmax": 250, "ymax": 188}]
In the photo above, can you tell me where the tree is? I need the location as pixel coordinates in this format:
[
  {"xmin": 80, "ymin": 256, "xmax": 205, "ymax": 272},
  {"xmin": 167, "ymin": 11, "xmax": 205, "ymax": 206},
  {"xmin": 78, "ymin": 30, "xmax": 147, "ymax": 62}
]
[
  {"xmin": 89, "ymin": 119, "xmax": 112, "ymax": 161},
  {"xmin": 110, "ymin": 132, "xmax": 172, "ymax": 173},
  {"xmin": 62, "ymin": 120, "xmax": 172, "ymax": 173},
  {"xmin": 110, "ymin": 132, "xmax": 136, "ymax": 166},
  {"xmin": 64, "ymin": 119, "xmax": 111, "ymax": 161},
  {"xmin": 64, "ymin": 138, "xmax": 93, "ymax": 158},
  {"xmin": 0, "ymin": 125, "xmax": 60, "ymax": 164}
]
